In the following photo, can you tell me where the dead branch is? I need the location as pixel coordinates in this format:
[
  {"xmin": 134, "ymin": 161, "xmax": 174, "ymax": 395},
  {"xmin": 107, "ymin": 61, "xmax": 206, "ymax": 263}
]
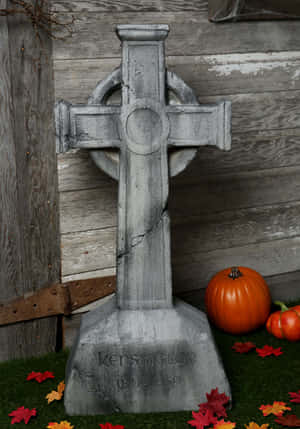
[{"xmin": 0, "ymin": 0, "xmax": 76, "ymax": 41}]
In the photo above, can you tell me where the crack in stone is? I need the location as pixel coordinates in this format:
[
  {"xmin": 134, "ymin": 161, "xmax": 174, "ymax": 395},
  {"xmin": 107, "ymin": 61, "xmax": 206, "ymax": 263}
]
[{"xmin": 117, "ymin": 204, "xmax": 168, "ymax": 260}]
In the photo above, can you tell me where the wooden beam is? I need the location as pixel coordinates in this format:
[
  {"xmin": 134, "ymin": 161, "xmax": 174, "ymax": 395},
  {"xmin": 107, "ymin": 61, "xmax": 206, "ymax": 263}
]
[
  {"xmin": 0, "ymin": 276, "xmax": 116, "ymax": 326},
  {"xmin": 0, "ymin": 0, "xmax": 60, "ymax": 361}
]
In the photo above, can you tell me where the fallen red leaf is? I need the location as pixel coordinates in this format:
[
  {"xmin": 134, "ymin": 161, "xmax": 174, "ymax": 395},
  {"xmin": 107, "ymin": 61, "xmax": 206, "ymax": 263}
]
[
  {"xmin": 27, "ymin": 370, "xmax": 54, "ymax": 383},
  {"xmin": 199, "ymin": 388, "xmax": 230, "ymax": 418},
  {"xmin": 256, "ymin": 345, "xmax": 283, "ymax": 357},
  {"xmin": 9, "ymin": 406, "xmax": 37, "ymax": 424},
  {"xmin": 98, "ymin": 424, "xmax": 125, "ymax": 429},
  {"xmin": 289, "ymin": 391, "xmax": 300, "ymax": 404},
  {"xmin": 199, "ymin": 402, "xmax": 228, "ymax": 418},
  {"xmin": 43, "ymin": 371, "xmax": 55, "ymax": 379},
  {"xmin": 188, "ymin": 408, "xmax": 218, "ymax": 429},
  {"xmin": 27, "ymin": 371, "xmax": 41, "ymax": 381},
  {"xmin": 232, "ymin": 342, "xmax": 256, "ymax": 353},
  {"xmin": 275, "ymin": 415, "xmax": 300, "ymax": 426},
  {"xmin": 206, "ymin": 388, "xmax": 230, "ymax": 406}
]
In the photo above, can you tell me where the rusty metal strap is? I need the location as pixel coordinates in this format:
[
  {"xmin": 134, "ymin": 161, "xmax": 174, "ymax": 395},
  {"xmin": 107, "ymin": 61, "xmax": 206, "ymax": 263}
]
[{"xmin": 0, "ymin": 276, "xmax": 116, "ymax": 326}]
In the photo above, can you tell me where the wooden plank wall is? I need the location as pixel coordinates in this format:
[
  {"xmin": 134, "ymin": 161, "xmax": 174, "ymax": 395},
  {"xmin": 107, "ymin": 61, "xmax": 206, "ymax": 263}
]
[
  {"xmin": 0, "ymin": 1, "xmax": 60, "ymax": 361},
  {"xmin": 53, "ymin": 0, "xmax": 300, "ymax": 302}
]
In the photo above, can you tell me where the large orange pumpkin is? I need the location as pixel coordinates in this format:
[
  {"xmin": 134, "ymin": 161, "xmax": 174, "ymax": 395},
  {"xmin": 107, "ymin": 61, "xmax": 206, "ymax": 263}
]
[{"xmin": 205, "ymin": 267, "xmax": 271, "ymax": 334}]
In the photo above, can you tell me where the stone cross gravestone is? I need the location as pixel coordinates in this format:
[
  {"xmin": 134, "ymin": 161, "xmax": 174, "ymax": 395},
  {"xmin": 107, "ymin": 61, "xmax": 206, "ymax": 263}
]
[{"xmin": 55, "ymin": 24, "xmax": 232, "ymax": 415}]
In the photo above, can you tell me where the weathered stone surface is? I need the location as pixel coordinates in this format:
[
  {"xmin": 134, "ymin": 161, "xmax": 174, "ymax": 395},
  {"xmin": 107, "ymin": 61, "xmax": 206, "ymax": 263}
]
[
  {"xmin": 56, "ymin": 24, "xmax": 232, "ymax": 414},
  {"xmin": 55, "ymin": 24, "xmax": 231, "ymax": 311},
  {"xmin": 65, "ymin": 296, "xmax": 231, "ymax": 414}
]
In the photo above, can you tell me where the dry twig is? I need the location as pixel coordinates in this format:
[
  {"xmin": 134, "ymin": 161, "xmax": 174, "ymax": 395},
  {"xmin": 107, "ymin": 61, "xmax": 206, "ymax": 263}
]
[{"xmin": 0, "ymin": 0, "xmax": 75, "ymax": 41}]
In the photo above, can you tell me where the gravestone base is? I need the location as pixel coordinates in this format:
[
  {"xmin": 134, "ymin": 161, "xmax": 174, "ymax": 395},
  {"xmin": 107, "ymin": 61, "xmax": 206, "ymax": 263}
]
[{"xmin": 64, "ymin": 296, "xmax": 231, "ymax": 415}]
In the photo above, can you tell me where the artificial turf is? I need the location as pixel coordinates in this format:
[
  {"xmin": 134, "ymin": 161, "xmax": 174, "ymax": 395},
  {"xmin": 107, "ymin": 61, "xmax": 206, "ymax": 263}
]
[{"xmin": 0, "ymin": 299, "xmax": 300, "ymax": 429}]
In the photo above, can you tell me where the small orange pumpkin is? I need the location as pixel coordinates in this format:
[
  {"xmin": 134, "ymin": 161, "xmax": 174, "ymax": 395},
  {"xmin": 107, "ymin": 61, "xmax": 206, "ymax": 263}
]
[
  {"xmin": 205, "ymin": 266, "xmax": 271, "ymax": 334},
  {"xmin": 266, "ymin": 301, "xmax": 300, "ymax": 342}
]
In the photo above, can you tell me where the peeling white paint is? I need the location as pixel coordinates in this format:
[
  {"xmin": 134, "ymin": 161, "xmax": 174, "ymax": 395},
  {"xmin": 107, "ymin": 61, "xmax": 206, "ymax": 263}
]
[
  {"xmin": 267, "ymin": 231, "xmax": 286, "ymax": 239},
  {"xmin": 167, "ymin": 51, "xmax": 300, "ymax": 78},
  {"xmin": 168, "ymin": 51, "xmax": 300, "ymax": 76},
  {"xmin": 203, "ymin": 51, "xmax": 300, "ymax": 65},
  {"xmin": 292, "ymin": 69, "xmax": 300, "ymax": 80},
  {"xmin": 168, "ymin": 51, "xmax": 300, "ymax": 66},
  {"xmin": 208, "ymin": 60, "xmax": 295, "ymax": 77}
]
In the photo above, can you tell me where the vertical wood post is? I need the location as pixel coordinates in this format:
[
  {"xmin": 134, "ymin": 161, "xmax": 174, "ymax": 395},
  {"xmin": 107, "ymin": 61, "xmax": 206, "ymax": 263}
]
[{"xmin": 0, "ymin": 1, "xmax": 60, "ymax": 361}]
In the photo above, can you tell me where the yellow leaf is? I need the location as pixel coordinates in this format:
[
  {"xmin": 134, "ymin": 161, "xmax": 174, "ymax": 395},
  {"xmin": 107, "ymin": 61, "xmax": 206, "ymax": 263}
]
[
  {"xmin": 46, "ymin": 390, "xmax": 63, "ymax": 404},
  {"xmin": 245, "ymin": 422, "xmax": 270, "ymax": 429},
  {"xmin": 57, "ymin": 381, "xmax": 65, "ymax": 394},
  {"xmin": 214, "ymin": 419, "xmax": 236, "ymax": 429},
  {"xmin": 259, "ymin": 401, "xmax": 291, "ymax": 416},
  {"xmin": 58, "ymin": 422, "xmax": 74, "ymax": 429},
  {"xmin": 46, "ymin": 381, "xmax": 65, "ymax": 404},
  {"xmin": 47, "ymin": 421, "xmax": 74, "ymax": 429}
]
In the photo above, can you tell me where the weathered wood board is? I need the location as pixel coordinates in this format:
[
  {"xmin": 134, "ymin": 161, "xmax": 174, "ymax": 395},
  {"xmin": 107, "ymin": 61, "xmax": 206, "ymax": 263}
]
[
  {"xmin": 52, "ymin": 0, "xmax": 208, "ymax": 13},
  {"xmin": 53, "ymin": 11, "xmax": 300, "ymax": 60},
  {"xmin": 0, "ymin": 2, "xmax": 60, "ymax": 361},
  {"xmin": 60, "ymin": 206, "xmax": 300, "ymax": 282},
  {"xmin": 54, "ymin": 52, "xmax": 300, "ymax": 99},
  {"xmin": 53, "ymin": 0, "xmax": 300, "ymax": 305},
  {"xmin": 59, "ymin": 164, "xmax": 300, "ymax": 238},
  {"xmin": 172, "ymin": 237, "xmax": 300, "ymax": 292},
  {"xmin": 58, "ymin": 127, "xmax": 300, "ymax": 191}
]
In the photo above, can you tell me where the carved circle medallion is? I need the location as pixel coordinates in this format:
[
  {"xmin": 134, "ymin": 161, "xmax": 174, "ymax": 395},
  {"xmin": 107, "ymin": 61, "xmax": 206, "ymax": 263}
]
[
  {"xmin": 127, "ymin": 108, "xmax": 161, "ymax": 145},
  {"xmin": 121, "ymin": 100, "xmax": 169, "ymax": 155}
]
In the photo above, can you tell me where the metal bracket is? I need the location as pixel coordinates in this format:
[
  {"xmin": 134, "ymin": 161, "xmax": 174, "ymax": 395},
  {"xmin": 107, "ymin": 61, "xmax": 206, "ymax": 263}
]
[{"xmin": 0, "ymin": 276, "xmax": 116, "ymax": 326}]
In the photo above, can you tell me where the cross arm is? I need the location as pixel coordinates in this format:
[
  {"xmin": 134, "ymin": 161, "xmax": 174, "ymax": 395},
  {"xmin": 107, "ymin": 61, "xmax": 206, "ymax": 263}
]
[
  {"xmin": 166, "ymin": 101, "xmax": 231, "ymax": 151},
  {"xmin": 55, "ymin": 100, "xmax": 121, "ymax": 153}
]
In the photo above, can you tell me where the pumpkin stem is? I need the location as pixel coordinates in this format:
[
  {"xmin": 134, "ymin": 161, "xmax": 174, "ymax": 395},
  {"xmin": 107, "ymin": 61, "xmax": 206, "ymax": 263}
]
[
  {"xmin": 274, "ymin": 301, "xmax": 289, "ymax": 312},
  {"xmin": 228, "ymin": 267, "xmax": 243, "ymax": 280}
]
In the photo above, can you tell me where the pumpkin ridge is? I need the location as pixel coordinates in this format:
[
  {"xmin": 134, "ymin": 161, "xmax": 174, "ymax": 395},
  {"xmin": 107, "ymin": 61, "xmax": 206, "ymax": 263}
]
[
  {"xmin": 221, "ymin": 282, "xmax": 231, "ymax": 331},
  {"xmin": 241, "ymin": 278, "xmax": 255, "ymax": 330},
  {"xmin": 279, "ymin": 311, "xmax": 285, "ymax": 339},
  {"xmin": 290, "ymin": 308, "xmax": 300, "ymax": 323}
]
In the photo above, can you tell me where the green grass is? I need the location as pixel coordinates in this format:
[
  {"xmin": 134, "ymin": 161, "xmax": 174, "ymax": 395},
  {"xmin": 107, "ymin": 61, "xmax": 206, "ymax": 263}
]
[{"xmin": 1, "ymin": 300, "xmax": 300, "ymax": 429}]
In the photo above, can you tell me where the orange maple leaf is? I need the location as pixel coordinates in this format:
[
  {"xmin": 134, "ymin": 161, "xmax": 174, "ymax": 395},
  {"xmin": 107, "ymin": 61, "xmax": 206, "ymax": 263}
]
[
  {"xmin": 259, "ymin": 401, "xmax": 291, "ymax": 416},
  {"xmin": 47, "ymin": 421, "xmax": 74, "ymax": 429},
  {"xmin": 46, "ymin": 381, "xmax": 65, "ymax": 403},
  {"xmin": 57, "ymin": 381, "xmax": 65, "ymax": 394},
  {"xmin": 245, "ymin": 422, "xmax": 270, "ymax": 429},
  {"xmin": 213, "ymin": 419, "xmax": 236, "ymax": 429},
  {"xmin": 46, "ymin": 390, "xmax": 62, "ymax": 403}
]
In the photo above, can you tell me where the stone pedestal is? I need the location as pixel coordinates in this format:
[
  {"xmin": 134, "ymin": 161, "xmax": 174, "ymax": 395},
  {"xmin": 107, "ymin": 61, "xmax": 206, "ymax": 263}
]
[{"xmin": 64, "ymin": 296, "xmax": 230, "ymax": 414}]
